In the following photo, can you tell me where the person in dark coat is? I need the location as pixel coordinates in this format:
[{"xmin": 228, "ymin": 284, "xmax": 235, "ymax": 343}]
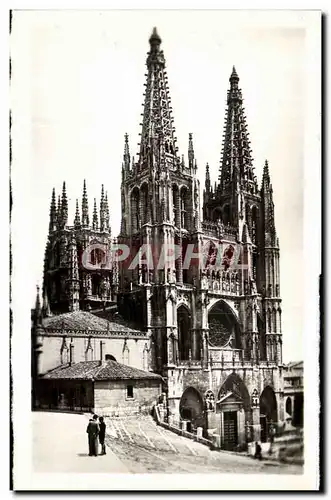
[
  {"xmin": 254, "ymin": 441, "xmax": 262, "ymax": 460},
  {"xmin": 99, "ymin": 416, "xmax": 106, "ymax": 455},
  {"xmin": 86, "ymin": 414, "xmax": 99, "ymax": 456}
]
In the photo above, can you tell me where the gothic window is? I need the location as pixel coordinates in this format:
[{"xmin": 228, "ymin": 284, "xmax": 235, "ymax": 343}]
[
  {"xmin": 142, "ymin": 343, "xmax": 149, "ymax": 371},
  {"xmin": 140, "ymin": 183, "xmax": 149, "ymax": 225},
  {"xmin": 122, "ymin": 341, "xmax": 130, "ymax": 365},
  {"xmin": 91, "ymin": 274, "xmax": 102, "ymax": 296},
  {"xmin": 172, "ymin": 185, "xmax": 179, "ymax": 225},
  {"xmin": 130, "ymin": 188, "xmax": 140, "ymax": 233},
  {"xmin": 203, "ymin": 241, "xmax": 218, "ymax": 270},
  {"xmin": 85, "ymin": 343, "xmax": 93, "ymax": 361},
  {"xmin": 208, "ymin": 301, "xmax": 240, "ymax": 348},
  {"xmin": 273, "ymin": 308, "xmax": 277, "ymax": 334},
  {"xmin": 60, "ymin": 340, "xmax": 69, "ymax": 364},
  {"xmin": 267, "ymin": 310, "xmax": 272, "ymax": 333},
  {"xmin": 180, "ymin": 187, "xmax": 189, "ymax": 229},
  {"xmin": 177, "ymin": 305, "xmax": 191, "ymax": 361},
  {"xmin": 90, "ymin": 248, "xmax": 105, "ymax": 266},
  {"xmin": 286, "ymin": 397, "xmax": 292, "ymax": 416},
  {"xmin": 222, "ymin": 204, "xmax": 230, "ymax": 225}
]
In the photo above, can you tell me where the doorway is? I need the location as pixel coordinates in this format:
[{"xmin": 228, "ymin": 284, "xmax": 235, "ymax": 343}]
[{"xmin": 223, "ymin": 411, "xmax": 238, "ymax": 451}]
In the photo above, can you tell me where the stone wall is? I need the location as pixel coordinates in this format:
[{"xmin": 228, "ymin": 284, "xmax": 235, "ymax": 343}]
[
  {"xmin": 38, "ymin": 335, "xmax": 148, "ymax": 374},
  {"xmin": 93, "ymin": 379, "xmax": 162, "ymax": 416}
]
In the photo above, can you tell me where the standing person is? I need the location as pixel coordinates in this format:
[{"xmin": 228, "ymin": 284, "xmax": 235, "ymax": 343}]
[
  {"xmin": 86, "ymin": 414, "xmax": 99, "ymax": 456},
  {"xmin": 254, "ymin": 441, "xmax": 262, "ymax": 460},
  {"xmin": 99, "ymin": 416, "xmax": 106, "ymax": 455}
]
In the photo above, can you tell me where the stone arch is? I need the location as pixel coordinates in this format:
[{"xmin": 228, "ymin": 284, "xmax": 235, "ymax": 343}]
[
  {"xmin": 177, "ymin": 304, "xmax": 192, "ymax": 361},
  {"xmin": 208, "ymin": 300, "xmax": 242, "ymax": 348},
  {"xmin": 130, "ymin": 187, "xmax": 140, "ymax": 233},
  {"xmin": 260, "ymin": 385, "xmax": 278, "ymax": 442},
  {"xmin": 285, "ymin": 396, "xmax": 292, "ymax": 416},
  {"xmin": 179, "ymin": 386, "xmax": 205, "ymax": 430},
  {"xmin": 218, "ymin": 372, "xmax": 250, "ymax": 411}
]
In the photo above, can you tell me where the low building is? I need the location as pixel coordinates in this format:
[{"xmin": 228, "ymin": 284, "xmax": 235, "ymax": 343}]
[
  {"xmin": 33, "ymin": 309, "xmax": 150, "ymax": 375},
  {"xmin": 283, "ymin": 361, "xmax": 304, "ymax": 427},
  {"xmin": 37, "ymin": 357, "xmax": 162, "ymax": 416}
]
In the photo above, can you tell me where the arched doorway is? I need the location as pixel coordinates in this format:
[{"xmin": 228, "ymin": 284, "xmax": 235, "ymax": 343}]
[
  {"xmin": 260, "ymin": 386, "xmax": 278, "ymax": 442},
  {"xmin": 208, "ymin": 301, "xmax": 242, "ymax": 348},
  {"xmin": 217, "ymin": 373, "xmax": 250, "ymax": 451},
  {"xmin": 285, "ymin": 396, "xmax": 292, "ymax": 416},
  {"xmin": 179, "ymin": 387, "xmax": 204, "ymax": 431},
  {"xmin": 177, "ymin": 305, "xmax": 191, "ymax": 361}
]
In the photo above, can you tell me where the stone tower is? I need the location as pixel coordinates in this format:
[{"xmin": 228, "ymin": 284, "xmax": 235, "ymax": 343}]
[
  {"xmin": 43, "ymin": 181, "xmax": 117, "ymax": 314},
  {"xmin": 120, "ymin": 28, "xmax": 284, "ymax": 449},
  {"xmin": 118, "ymin": 27, "xmax": 201, "ymax": 368}
]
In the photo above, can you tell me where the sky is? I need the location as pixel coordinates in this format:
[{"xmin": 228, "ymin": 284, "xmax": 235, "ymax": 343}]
[{"xmin": 11, "ymin": 10, "xmax": 307, "ymax": 362}]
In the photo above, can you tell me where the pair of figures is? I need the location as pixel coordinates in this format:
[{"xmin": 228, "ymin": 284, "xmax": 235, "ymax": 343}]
[{"xmin": 86, "ymin": 414, "xmax": 106, "ymax": 456}]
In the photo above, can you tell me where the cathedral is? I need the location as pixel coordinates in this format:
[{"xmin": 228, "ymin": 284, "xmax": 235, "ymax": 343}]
[{"xmin": 32, "ymin": 27, "xmax": 284, "ymax": 451}]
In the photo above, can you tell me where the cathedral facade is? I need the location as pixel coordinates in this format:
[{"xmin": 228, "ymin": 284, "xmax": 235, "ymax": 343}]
[{"xmin": 35, "ymin": 28, "xmax": 284, "ymax": 451}]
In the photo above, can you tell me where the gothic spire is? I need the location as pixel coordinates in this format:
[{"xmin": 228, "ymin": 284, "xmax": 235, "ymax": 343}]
[
  {"xmin": 262, "ymin": 159, "xmax": 271, "ymax": 188},
  {"xmin": 138, "ymin": 27, "xmax": 178, "ymax": 167},
  {"xmin": 104, "ymin": 192, "xmax": 110, "ymax": 231},
  {"xmin": 60, "ymin": 181, "xmax": 68, "ymax": 228},
  {"xmin": 92, "ymin": 198, "xmax": 98, "ymax": 230},
  {"xmin": 100, "ymin": 184, "xmax": 106, "ymax": 231},
  {"xmin": 81, "ymin": 179, "xmax": 89, "ymax": 227},
  {"xmin": 49, "ymin": 187, "xmax": 57, "ymax": 232},
  {"xmin": 42, "ymin": 287, "xmax": 51, "ymax": 317},
  {"xmin": 205, "ymin": 163, "xmax": 210, "ymax": 192},
  {"xmin": 123, "ymin": 133, "xmax": 130, "ymax": 171},
  {"xmin": 34, "ymin": 285, "xmax": 42, "ymax": 326},
  {"xmin": 219, "ymin": 68, "xmax": 256, "ymax": 194},
  {"xmin": 188, "ymin": 133, "xmax": 195, "ymax": 169},
  {"xmin": 261, "ymin": 159, "xmax": 277, "ymax": 246},
  {"xmin": 74, "ymin": 199, "xmax": 81, "ymax": 228}
]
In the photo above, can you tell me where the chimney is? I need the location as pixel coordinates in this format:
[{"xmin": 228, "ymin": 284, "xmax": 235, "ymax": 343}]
[
  {"xmin": 99, "ymin": 341, "xmax": 104, "ymax": 366},
  {"xmin": 69, "ymin": 343, "xmax": 74, "ymax": 366}
]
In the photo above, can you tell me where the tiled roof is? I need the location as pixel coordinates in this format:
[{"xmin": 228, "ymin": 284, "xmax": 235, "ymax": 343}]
[
  {"xmin": 42, "ymin": 360, "xmax": 162, "ymax": 381},
  {"xmin": 41, "ymin": 311, "xmax": 146, "ymax": 338}
]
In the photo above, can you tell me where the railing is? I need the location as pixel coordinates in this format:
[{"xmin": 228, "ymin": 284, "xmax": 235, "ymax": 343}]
[
  {"xmin": 204, "ymin": 271, "xmax": 241, "ymax": 295},
  {"xmin": 202, "ymin": 221, "xmax": 237, "ymax": 239},
  {"xmin": 153, "ymin": 404, "xmax": 213, "ymax": 449}
]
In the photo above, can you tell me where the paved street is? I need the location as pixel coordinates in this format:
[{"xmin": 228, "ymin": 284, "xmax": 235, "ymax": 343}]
[
  {"xmin": 33, "ymin": 411, "xmax": 303, "ymax": 474},
  {"xmin": 32, "ymin": 411, "xmax": 129, "ymax": 473}
]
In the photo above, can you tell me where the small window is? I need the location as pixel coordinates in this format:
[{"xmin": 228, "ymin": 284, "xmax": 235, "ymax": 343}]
[
  {"xmin": 126, "ymin": 385, "xmax": 134, "ymax": 399},
  {"xmin": 105, "ymin": 354, "xmax": 116, "ymax": 361}
]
